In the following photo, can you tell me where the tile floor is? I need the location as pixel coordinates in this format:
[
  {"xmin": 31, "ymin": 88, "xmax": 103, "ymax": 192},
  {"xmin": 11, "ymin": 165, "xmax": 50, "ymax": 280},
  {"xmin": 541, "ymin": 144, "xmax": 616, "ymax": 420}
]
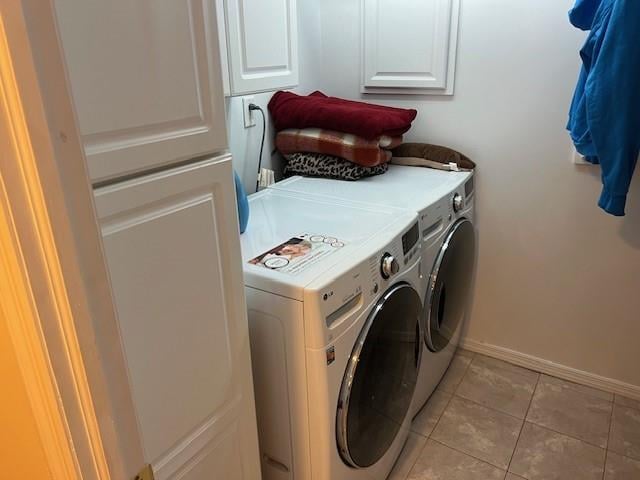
[{"xmin": 388, "ymin": 349, "xmax": 640, "ymax": 480}]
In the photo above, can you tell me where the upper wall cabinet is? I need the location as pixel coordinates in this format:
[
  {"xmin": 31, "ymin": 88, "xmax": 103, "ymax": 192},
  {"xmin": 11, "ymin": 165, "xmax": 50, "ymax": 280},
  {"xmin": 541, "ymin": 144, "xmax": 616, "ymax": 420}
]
[
  {"xmin": 220, "ymin": 0, "xmax": 299, "ymax": 96},
  {"xmin": 362, "ymin": 0, "xmax": 459, "ymax": 95},
  {"xmin": 54, "ymin": 0, "xmax": 228, "ymax": 184}
]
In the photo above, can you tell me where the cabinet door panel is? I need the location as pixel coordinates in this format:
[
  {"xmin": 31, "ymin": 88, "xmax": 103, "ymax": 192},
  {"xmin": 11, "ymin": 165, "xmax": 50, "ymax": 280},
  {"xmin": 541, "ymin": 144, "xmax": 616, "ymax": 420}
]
[
  {"xmin": 94, "ymin": 155, "xmax": 260, "ymax": 480},
  {"xmin": 362, "ymin": 0, "xmax": 458, "ymax": 94},
  {"xmin": 225, "ymin": 0, "xmax": 299, "ymax": 95},
  {"xmin": 54, "ymin": 0, "xmax": 228, "ymax": 183}
]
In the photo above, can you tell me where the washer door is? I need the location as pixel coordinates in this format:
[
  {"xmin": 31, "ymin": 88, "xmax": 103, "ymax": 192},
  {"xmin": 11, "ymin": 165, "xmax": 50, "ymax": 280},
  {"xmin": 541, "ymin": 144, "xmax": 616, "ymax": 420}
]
[
  {"xmin": 336, "ymin": 282, "xmax": 422, "ymax": 468},
  {"xmin": 425, "ymin": 218, "xmax": 475, "ymax": 353}
]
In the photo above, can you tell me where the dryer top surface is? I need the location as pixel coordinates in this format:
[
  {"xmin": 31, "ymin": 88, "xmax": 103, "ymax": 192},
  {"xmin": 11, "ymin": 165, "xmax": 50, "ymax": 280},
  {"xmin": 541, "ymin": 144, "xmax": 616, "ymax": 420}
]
[{"xmin": 270, "ymin": 165, "xmax": 472, "ymax": 212}]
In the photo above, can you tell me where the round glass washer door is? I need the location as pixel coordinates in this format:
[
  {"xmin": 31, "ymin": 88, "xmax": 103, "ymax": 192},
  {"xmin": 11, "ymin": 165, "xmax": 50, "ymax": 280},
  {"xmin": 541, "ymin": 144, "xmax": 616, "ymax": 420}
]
[
  {"xmin": 336, "ymin": 282, "xmax": 422, "ymax": 468},
  {"xmin": 424, "ymin": 218, "xmax": 475, "ymax": 353}
]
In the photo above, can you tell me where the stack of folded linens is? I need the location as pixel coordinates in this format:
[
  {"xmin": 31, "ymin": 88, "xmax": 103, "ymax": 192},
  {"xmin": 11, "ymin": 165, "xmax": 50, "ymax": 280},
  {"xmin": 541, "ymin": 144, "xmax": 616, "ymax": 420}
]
[
  {"xmin": 391, "ymin": 143, "xmax": 476, "ymax": 171},
  {"xmin": 269, "ymin": 91, "xmax": 417, "ymax": 181}
]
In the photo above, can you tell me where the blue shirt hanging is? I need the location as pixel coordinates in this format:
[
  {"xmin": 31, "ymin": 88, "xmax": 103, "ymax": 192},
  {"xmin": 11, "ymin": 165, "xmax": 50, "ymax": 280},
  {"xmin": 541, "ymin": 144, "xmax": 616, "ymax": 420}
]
[{"xmin": 567, "ymin": 0, "xmax": 640, "ymax": 216}]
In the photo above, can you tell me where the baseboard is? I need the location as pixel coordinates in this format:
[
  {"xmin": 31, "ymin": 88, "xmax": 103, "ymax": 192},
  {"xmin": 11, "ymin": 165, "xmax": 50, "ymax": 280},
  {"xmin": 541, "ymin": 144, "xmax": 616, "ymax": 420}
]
[{"xmin": 459, "ymin": 338, "xmax": 640, "ymax": 401}]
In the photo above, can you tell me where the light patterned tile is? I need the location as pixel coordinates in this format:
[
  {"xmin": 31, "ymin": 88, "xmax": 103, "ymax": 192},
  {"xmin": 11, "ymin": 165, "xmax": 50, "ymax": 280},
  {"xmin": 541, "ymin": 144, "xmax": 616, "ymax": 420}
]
[
  {"xmin": 615, "ymin": 395, "xmax": 640, "ymax": 411},
  {"xmin": 411, "ymin": 390, "xmax": 452, "ymax": 437},
  {"xmin": 505, "ymin": 474, "xmax": 527, "ymax": 480},
  {"xmin": 526, "ymin": 375, "xmax": 612, "ymax": 447},
  {"xmin": 388, "ymin": 432, "xmax": 428, "ymax": 480},
  {"xmin": 456, "ymin": 355, "xmax": 538, "ymax": 418},
  {"xmin": 542, "ymin": 374, "xmax": 613, "ymax": 402},
  {"xmin": 407, "ymin": 440, "xmax": 505, "ymax": 480},
  {"xmin": 605, "ymin": 451, "xmax": 640, "ymax": 480},
  {"xmin": 510, "ymin": 422, "xmax": 605, "ymax": 480},
  {"xmin": 431, "ymin": 396, "xmax": 522, "ymax": 469},
  {"xmin": 609, "ymin": 404, "xmax": 640, "ymax": 461},
  {"xmin": 437, "ymin": 350, "xmax": 474, "ymax": 394}
]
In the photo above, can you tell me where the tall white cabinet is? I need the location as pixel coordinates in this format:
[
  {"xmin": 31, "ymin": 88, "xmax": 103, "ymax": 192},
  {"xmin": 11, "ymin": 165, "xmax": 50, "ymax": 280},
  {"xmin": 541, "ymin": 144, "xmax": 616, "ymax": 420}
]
[
  {"xmin": 55, "ymin": 0, "xmax": 229, "ymax": 184},
  {"xmin": 54, "ymin": 1, "xmax": 262, "ymax": 479}
]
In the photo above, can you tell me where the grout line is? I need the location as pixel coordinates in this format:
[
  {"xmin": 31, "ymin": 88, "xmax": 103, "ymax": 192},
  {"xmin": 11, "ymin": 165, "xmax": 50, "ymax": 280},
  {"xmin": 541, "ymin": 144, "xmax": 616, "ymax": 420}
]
[
  {"xmin": 451, "ymin": 376, "xmax": 612, "ymax": 449},
  {"xmin": 459, "ymin": 339, "xmax": 639, "ymax": 401},
  {"xmin": 521, "ymin": 421, "xmax": 609, "ymax": 454},
  {"xmin": 602, "ymin": 402, "xmax": 615, "ymax": 480},
  {"xmin": 446, "ymin": 368, "xmax": 610, "ymax": 451},
  {"xmin": 417, "ymin": 351, "xmax": 627, "ymax": 478},
  {"xmin": 451, "ymin": 349, "xmax": 475, "ymax": 394},
  {"xmin": 397, "ymin": 433, "xmax": 429, "ymax": 480},
  {"xmin": 402, "ymin": 351, "xmax": 475, "ymax": 478},
  {"xmin": 505, "ymin": 374, "xmax": 540, "ymax": 475},
  {"xmin": 427, "ymin": 352, "xmax": 476, "ymax": 435},
  {"xmin": 614, "ymin": 397, "xmax": 640, "ymax": 413},
  {"xmin": 429, "ymin": 437, "xmax": 509, "ymax": 473},
  {"xmin": 419, "ymin": 355, "xmax": 508, "ymax": 473},
  {"xmin": 452, "ymin": 378, "xmax": 539, "ymax": 423},
  {"xmin": 427, "ymin": 389, "xmax": 456, "ymax": 441}
]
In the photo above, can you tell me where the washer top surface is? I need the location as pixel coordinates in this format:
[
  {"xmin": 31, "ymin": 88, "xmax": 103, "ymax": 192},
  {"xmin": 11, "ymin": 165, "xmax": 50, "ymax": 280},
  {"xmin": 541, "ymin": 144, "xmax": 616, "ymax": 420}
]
[
  {"xmin": 241, "ymin": 188, "xmax": 417, "ymax": 300},
  {"xmin": 270, "ymin": 165, "xmax": 472, "ymax": 212}
]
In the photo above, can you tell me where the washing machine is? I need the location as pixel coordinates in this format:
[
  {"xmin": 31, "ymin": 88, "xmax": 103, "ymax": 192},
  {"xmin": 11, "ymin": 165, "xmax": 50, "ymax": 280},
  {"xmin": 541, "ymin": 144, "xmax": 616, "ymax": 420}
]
[
  {"xmin": 241, "ymin": 188, "xmax": 423, "ymax": 480},
  {"xmin": 269, "ymin": 166, "xmax": 476, "ymax": 418}
]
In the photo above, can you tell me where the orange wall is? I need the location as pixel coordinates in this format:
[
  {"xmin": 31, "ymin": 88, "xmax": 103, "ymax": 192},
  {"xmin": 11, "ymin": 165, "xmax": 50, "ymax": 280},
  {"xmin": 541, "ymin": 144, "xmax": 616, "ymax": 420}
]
[{"xmin": 0, "ymin": 313, "xmax": 53, "ymax": 479}]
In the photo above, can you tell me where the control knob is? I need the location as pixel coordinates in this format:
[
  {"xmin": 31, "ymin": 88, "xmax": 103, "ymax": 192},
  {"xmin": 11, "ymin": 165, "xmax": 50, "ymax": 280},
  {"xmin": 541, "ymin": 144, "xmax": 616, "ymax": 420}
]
[
  {"xmin": 452, "ymin": 193, "xmax": 464, "ymax": 213},
  {"xmin": 380, "ymin": 253, "xmax": 399, "ymax": 279}
]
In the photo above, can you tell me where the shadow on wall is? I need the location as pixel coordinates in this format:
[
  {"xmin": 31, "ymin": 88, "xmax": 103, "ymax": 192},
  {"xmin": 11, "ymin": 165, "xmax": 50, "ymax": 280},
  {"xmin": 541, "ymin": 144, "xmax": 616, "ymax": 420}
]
[
  {"xmin": 620, "ymin": 171, "xmax": 640, "ymax": 249},
  {"xmin": 583, "ymin": 162, "xmax": 640, "ymax": 250},
  {"xmin": 459, "ymin": 168, "xmax": 482, "ymax": 343}
]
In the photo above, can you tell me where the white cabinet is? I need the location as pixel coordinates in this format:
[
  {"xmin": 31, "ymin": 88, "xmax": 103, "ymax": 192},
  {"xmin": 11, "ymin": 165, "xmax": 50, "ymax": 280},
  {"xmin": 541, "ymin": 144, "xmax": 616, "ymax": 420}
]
[
  {"xmin": 94, "ymin": 156, "xmax": 261, "ymax": 480},
  {"xmin": 220, "ymin": 0, "xmax": 299, "ymax": 95},
  {"xmin": 54, "ymin": 0, "xmax": 229, "ymax": 183},
  {"xmin": 362, "ymin": 0, "xmax": 459, "ymax": 95}
]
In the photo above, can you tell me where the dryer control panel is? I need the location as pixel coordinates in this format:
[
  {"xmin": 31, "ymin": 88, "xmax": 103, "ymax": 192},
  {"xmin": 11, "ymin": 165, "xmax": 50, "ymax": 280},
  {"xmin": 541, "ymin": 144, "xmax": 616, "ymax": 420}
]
[{"xmin": 418, "ymin": 174, "xmax": 475, "ymax": 250}]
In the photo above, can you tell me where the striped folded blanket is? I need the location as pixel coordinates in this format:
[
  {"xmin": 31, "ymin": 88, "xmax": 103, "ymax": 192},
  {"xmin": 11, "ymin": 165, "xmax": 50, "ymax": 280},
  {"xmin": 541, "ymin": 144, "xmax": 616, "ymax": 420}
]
[{"xmin": 276, "ymin": 128, "xmax": 402, "ymax": 167}]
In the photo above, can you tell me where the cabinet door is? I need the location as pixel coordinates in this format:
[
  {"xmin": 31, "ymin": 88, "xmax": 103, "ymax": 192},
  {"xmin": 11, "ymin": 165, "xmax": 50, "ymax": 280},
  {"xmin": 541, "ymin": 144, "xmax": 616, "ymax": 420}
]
[
  {"xmin": 224, "ymin": 0, "xmax": 299, "ymax": 95},
  {"xmin": 362, "ymin": 0, "xmax": 459, "ymax": 95},
  {"xmin": 93, "ymin": 155, "xmax": 261, "ymax": 480},
  {"xmin": 54, "ymin": 0, "xmax": 228, "ymax": 183}
]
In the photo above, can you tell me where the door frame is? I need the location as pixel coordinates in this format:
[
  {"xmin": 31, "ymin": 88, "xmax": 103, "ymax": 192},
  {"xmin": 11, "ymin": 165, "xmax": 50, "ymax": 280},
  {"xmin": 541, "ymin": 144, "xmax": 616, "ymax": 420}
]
[{"xmin": 0, "ymin": 1, "xmax": 143, "ymax": 478}]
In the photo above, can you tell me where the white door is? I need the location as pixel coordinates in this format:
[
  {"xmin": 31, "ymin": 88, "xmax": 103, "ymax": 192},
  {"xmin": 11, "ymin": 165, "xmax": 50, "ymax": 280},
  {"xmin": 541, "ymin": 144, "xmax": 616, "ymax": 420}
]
[
  {"xmin": 224, "ymin": 0, "xmax": 299, "ymax": 95},
  {"xmin": 93, "ymin": 155, "xmax": 261, "ymax": 480},
  {"xmin": 362, "ymin": 0, "xmax": 459, "ymax": 94},
  {"xmin": 53, "ymin": 0, "xmax": 229, "ymax": 183}
]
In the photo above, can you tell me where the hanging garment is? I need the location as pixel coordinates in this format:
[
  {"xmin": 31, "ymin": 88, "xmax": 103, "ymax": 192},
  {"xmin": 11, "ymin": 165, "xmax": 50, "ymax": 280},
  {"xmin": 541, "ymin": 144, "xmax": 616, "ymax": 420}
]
[{"xmin": 567, "ymin": 0, "xmax": 640, "ymax": 216}]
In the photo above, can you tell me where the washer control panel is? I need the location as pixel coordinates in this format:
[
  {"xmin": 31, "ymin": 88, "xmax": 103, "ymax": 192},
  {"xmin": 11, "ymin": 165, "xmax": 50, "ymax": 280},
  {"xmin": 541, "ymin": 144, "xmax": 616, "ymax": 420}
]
[
  {"xmin": 380, "ymin": 252, "xmax": 399, "ymax": 279},
  {"xmin": 307, "ymin": 214, "xmax": 421, "ymax": 348}
]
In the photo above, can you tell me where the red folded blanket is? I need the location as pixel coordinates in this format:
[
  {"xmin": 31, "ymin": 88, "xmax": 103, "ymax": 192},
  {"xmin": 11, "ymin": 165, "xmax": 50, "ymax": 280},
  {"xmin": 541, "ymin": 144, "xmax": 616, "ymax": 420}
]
[{"xmin": 268, "ymin": 91, "xmax": 417, "ymax": 140}]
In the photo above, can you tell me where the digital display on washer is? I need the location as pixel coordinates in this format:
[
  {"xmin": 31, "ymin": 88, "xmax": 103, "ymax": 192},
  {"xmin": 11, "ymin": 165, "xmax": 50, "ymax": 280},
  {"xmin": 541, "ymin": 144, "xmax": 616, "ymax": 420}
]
[
  {"xmin": 402, "ymin": 222, "xmax": 419, "ymax": 254},
  {"xmin": 465, "ymin": 177, "xmax": 474, "ymax": 198}
]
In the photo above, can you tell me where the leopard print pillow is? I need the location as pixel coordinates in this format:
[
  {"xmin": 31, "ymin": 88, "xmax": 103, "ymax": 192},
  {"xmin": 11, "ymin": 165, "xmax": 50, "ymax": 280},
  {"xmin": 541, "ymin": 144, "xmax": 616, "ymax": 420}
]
[{"xmin": 284, "ymin": 152, "xmax": 388, "ymax": 181}]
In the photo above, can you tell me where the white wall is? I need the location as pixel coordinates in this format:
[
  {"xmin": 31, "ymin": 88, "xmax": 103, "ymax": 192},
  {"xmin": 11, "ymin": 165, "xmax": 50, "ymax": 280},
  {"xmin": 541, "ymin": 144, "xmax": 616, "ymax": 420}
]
[
  {"xmin": 313, "ymin": 0, "xmax": 640, "ymax": 387},
  {"xmin": 226, "ymin": 0, "xmax": 322, "ymax": 192}
]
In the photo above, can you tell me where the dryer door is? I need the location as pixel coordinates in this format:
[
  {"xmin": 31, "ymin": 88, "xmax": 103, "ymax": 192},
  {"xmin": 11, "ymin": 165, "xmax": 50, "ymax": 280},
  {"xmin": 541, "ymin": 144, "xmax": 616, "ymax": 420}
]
[
  {"xmin": 425, "ymin": 218, "xmax": 476, "ymax": 353},
  {"xmin": 336, "ymin": 282, "xmax": 421, "ymax": 468}
]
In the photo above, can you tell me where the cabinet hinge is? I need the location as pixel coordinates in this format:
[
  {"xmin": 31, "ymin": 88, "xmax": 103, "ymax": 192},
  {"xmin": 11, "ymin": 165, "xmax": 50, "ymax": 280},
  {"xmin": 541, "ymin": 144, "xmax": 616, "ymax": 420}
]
[{"xmin": 134, "ymin": 464, "xmax": 155, "ymax": 480}]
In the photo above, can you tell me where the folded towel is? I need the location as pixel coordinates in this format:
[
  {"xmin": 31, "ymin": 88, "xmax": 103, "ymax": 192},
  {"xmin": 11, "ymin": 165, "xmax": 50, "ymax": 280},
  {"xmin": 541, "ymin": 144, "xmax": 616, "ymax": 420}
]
[
  {"xmin": 284, "ymin": 153, "xmax": 388, "ymax": 181},
  {"xmin": 391, "ymin": 143, "xmax": 475, "ymax": 171},
  {"xmin": 276, "ymin": 128, "xmax": 401, "ymax": 167},
  {"xmin": 268, "ymin": 91, "xmax": 417, "ymax": 140}
]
